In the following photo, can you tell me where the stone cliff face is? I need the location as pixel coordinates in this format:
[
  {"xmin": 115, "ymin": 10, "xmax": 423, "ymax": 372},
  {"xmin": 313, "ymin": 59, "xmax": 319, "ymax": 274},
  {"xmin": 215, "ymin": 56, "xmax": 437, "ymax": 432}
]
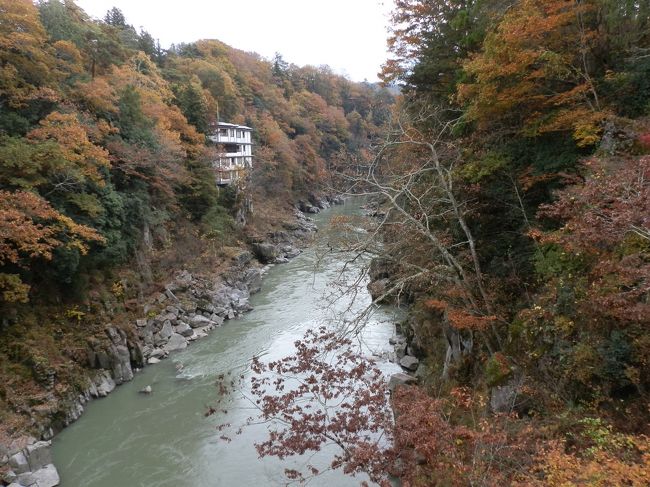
[{"xmin": 2, "ymin": 440, "xmax": 59, "ymax": 487}]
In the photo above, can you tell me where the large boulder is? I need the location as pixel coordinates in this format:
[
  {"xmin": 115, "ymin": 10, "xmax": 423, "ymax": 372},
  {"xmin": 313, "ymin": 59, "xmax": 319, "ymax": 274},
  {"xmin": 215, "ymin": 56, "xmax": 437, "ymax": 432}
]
[
  {"xmin": 171, "ymin": 270, "xmax": 193, "ymax": 291},
  {"xmin": 17, "ymin": 463, "xmax": 60, "ymax": 487},
  {"xmin": 298, "ymin": 201, "xmax": 320, "ymax": 214},
  {"xmin": 283, "ymin": 246, "xmax": 301, "ymax": 259},
  {"xmin": 189, "ymin": 315, "xmax": 215, "ymax": 328},
  {"xmin": 104, "ymin": 326, "xmax": 134, "ymax": 384},
  {"xmin": 252, "ymin": 243, "xmax": 278, "ymax": 264},
  {"xmin": 154, "ymin": 312, "xmax": 177, "ymax": 325},
  {"xmin": 164, "ymin": 333, "xmax": 187, "ymax": 352},
  {"xmin": 8, "ymin": 451, "xmax": 29, "ymax": 474},
  {"xmin": 25, "ymin": 441, "xmax": 52, "ymax": 471},
  {"xmin": 489, "ymin": 375, "xmax": 528, "ymax": 414},
  {"xmin": 154, "ymin": 321, "xmax": 173, "ymax": 346},
  {"xmin": 399, "ymin": 355, "xmax": 420, "ymax": 372},
  {"xmin": 208, "ymin": 314, "xmax": 225, "ymax": 326},
  {"xmin": 174, "ymin": 322, "xmax": 193, "ymax": 338}
]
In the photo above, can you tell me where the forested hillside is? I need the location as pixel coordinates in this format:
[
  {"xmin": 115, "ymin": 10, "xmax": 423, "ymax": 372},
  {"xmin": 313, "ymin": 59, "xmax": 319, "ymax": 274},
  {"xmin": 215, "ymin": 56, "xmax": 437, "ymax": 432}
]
[
  {"xmin": 0, "ymin": 0, "xmax": 393, "ymax": 441},
  {"xmin": 353, "ymin": 0, "xmax": 649, "ymax": 483},
  {"xmin": 1, "ymin": 0, "xmax": 649, "ymax": 484},
  {"xmin": 0, "ymin": 0, "xmax": 393, "ymax": 306}
]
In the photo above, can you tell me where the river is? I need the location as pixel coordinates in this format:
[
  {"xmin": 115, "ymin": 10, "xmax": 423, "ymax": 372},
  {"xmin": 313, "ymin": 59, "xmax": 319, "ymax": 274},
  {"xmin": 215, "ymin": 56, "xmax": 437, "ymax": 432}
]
[{"xmin": 52, "ymin": 201, "xmax": 401, "ymax": 486}]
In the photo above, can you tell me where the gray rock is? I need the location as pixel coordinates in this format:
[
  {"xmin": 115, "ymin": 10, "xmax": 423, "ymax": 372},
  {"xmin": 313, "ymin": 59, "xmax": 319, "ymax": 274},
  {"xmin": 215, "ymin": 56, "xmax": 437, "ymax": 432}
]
[
  {"xmin": 232, "ymin": 250, "xmax": 253, "ymax": 266},
  {"xmin": 139, "ymin": 385, "xmax": 152, "ymax": 394},
  {"xmin": 34, "ymin": 464, "xmax": 60, "ymax": 487},
  {"xmin": 164, "ymin": 288, "xmax": 179, "ymax": 302},
  {"xmin": 394, "ymin": 342, "xmax": 407, "ymax": 359},
  {"xmin": 94, "ymin": 371, "xmax": 116, "ymax": 397},
  {"xmin": 111, "ymin": 345, "xmax": 133, "ymax": 384},
  {"xmin": 8, "ymin": 451, "xmax": 29, "ymax": 474},
  {"xmin": 65, "ymin": 400, "xmax": 83, "ymax": 425},
  {"xmin": 154, "ymin": 321, "xmax": 173, "ymax": 346},
  {"xmin": 197, "ymin": 302, "xmax": 216, "ymax": 314},
  {"xmin": 190, "ymin": 329, "xmax": 209, "ymax": 341},
  {"xmin": 388, "ymin": 373, "xmax": 417, "ymax": 393},
  {"xmin": 164, "ymin": 333, "xmax": 187, "ymax": 352},
  {"xmin": 140, "ymin": 328, "xmax": 154, "ymax": 347},
  {"xmin": 149, "ymin": 348, "xmax": 165, "ymax": 359},
  {"xmin": 179, "ymin": 300, "xmax": 197, "ymax": 313},
  {"xmin": 173, "ymin": 270, "xmax": 193, "ymax": 290},
  {"xmin": 159, "ymin": 321, "xmax": 173, "ymax": 340},
  {"xmin": 135, "ymin": 319, "xmax": 147, "ymax": 328},
  {"xmin": 490, "ymin": 377, "xmax": 523, "ymax": 413},
  {"xmin": 25, "ymin": 441, "xmax": 52, "ymax": 471},
  {"xmin": 3, "ymin": 470, "xmax": 17, "ymax": 484},
  {"xmin": 18, "ymin": 463, "xmax": 59, "ymax": 487},
  {"xmin": 399, "ymin": 355, "xmax": 419, "ymax": 372},
  {"xmin": 155, "ymin": 312, "xmax": 177, "ymax": 324},
  {"xmin": 299, "ymin": 201, "xmax": 320, "ymax": 214},
  {"xmin": 104, "ymin": 326, "xmax": 134, "ymax": 384},
  {"xmin": 252, "ymin": 243, "xmax": 278, "ymax": 264},
  {"xmin": 93, "ymin": 350, "xmax": 111, "ymax": 370},
  {"xmin": 284, "ymin": 247, "xmax": 301, "ymax": 259},
  {"xmin": 147, "ymin": 357, "xmax": 160, "ymax": 365},
  {"xmin": 41, "ymin": 427, "xmax": 54, "ymax": 441},
  {"xmin": 129, "ymin": 341, "xmax": 145, "ymax": 368},
  {"xmin": 212, "ymin": 307, "xmax": 229, "ymax": 318},
  {"xmin": 174, "ymin": 322, "xmax": 193, "ymax": 337},
  {"xmin": 165, "ymin": 305, "xmax": 180, "ymax": 316},
  {"xmin": 208, "ymin": 314, "xmax": 225, "ymax": 326},
  {"xmin": 243, "ymin": 268, "xmax": 263, "ymax": 294},
  {"xmin": 189, "ymin": 315, "xmax": 214, "ymax": 328},
  {"xmin": 228, "ymin": 287, "xmax": 250, "ymax": 302}
]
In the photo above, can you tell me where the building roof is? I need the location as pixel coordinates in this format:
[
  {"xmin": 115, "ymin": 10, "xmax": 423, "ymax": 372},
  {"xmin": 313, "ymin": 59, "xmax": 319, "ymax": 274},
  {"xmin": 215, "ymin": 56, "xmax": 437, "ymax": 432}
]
[{"xmin": 215, "ymin": 122, "xmax": 253, "ymax": 130}]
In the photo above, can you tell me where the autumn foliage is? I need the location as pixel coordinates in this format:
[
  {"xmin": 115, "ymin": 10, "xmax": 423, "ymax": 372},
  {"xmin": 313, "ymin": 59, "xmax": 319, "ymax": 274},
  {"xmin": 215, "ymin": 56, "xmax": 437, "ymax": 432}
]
[
  {"xmin": 0, "ymin": 0, "xmax": 392, "ymax": 305},
  {"xmin": 357, "ymin": 0, "xmax": 650, "ymax": 484}
]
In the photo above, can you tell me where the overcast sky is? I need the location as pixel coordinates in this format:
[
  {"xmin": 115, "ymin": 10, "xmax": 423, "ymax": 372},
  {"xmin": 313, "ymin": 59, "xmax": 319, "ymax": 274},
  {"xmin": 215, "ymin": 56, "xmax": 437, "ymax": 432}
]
[{"xmin": 74, "ymin": 0, "xmax": 395, "ymax": 82}]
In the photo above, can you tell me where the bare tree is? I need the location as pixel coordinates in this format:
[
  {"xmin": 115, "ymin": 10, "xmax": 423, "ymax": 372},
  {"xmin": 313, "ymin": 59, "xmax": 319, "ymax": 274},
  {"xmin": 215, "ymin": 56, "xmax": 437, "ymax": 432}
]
[{"xmin": 330, "ymin": 106, "xmax": 505, "ymax": 377}]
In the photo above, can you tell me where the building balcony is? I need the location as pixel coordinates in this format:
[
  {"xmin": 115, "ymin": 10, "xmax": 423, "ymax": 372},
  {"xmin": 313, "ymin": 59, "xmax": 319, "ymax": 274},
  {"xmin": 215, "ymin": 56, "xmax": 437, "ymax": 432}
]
[{"xmin": 208, "ymin": 135, "xmax": 251, "ymax": 144}]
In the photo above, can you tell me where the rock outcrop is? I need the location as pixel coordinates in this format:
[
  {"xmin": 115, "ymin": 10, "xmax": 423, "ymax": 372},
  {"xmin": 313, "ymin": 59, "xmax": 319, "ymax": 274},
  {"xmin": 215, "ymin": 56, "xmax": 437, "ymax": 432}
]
[{"xmin": 1, "ymin": 438, "xmax": 59, "ymax": 487}]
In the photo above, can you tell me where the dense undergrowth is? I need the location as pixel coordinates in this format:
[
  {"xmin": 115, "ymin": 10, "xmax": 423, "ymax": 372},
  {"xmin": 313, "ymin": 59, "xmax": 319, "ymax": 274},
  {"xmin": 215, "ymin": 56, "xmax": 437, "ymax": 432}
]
[{"xmin": 364, "ymin": 0, "xmax": 650, "ymax": 484}]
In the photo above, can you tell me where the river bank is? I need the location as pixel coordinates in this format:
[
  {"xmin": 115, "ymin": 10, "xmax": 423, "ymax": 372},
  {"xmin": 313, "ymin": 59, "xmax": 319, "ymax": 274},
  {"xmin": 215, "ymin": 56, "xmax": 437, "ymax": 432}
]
[
  {"xmin": 0, "ymin": 199, "xmax": 341, "ymax": 487},
  {"xmin": 47, "ymin": 198, "xmax": 401, "ymax": 487}
]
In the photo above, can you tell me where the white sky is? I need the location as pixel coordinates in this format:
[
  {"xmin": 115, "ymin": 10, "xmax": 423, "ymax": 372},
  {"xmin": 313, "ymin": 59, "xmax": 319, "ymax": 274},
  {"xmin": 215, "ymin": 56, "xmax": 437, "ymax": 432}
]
[{"xmin": 74, "ymin": 0, "xmax": 395, "ymax": 82}]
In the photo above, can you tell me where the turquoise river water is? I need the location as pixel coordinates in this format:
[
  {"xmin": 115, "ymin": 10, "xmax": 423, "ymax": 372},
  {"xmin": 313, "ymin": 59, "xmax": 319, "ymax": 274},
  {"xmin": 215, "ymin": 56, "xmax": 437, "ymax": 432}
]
[{"xmin": 52, "ymin": 201, "xmax": 401, "ymax": 486}]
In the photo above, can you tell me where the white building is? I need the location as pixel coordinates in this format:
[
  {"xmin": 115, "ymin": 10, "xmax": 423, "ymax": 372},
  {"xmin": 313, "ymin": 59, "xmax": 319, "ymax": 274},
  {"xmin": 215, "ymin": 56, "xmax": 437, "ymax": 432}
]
[{"xmin": 207, "ymin": 122, "xmax": 253, "ymax": 185}]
